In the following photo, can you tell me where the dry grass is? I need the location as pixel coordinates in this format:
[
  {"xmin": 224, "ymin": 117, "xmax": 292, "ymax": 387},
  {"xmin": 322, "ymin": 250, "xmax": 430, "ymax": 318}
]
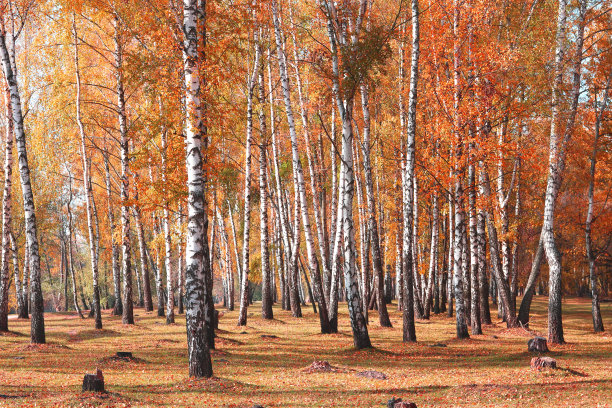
[{"xmin": 0, "ymin": 296, "xmax": 610, "ymax": 407}]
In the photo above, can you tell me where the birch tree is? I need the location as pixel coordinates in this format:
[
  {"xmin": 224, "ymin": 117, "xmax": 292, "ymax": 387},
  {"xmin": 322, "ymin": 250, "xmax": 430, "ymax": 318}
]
[
  {"xmin": 451, "ymin": 0, "xmax": 468, "ymax": 339},
  {"xmin": 257, "ymin": 46, "xmax": 273, "ymax": 320},
  {"xmin": 320, "ymin": 0, "xmax": 373, "ymax": 347},
  {"xmin": 237, "ymin": 24, "xmax": 259, "ymax": 326},
  {"xmin": 0, "ymin": 83, "xmax": 13, "ymax": 332},
  {"xmin": 273, "ymin": 0, "xmax": 331, "ymax": 333},
  {"xmin": 73, "ymin": 15, "xmax": 102, "ymax": 330},
  {"xmin": 103, "ymin": 152, "xmax": 122, "ymax": 315},
  {"xmin": 585, "ymin": 72, "xmax": 610, "ymax": 333},
  {"xmin": 543, "ymin": 0, "xmax": 586, "ymax": 344},
  {"xmin": 0, "ymin": 16, "xmax": 45, "ymax": 344},
  {"xmin": 401, "ymin": 0, "xmax": 420, "ymax": 342},
  {"xmin": 161, "ymin": 131, "xmax": 175, "ymax": 324},
  {"xmin": 113, "ymin": 15, "xmax": 133, "ymax": 325},
  {"xmin": 182, "ymin": 0, "xmax": 213, "ymax": 377}
]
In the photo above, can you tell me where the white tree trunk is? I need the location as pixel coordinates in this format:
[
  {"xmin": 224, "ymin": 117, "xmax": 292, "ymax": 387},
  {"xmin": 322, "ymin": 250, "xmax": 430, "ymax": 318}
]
[
  {"xmin": 0, "ymin": 23, "xmax": 45, "ymax": 344},
  {"xmin": 423, "ymin": 192, "xmax": 439, "ymax": 319},
  {"xmin": 0, "ymin": 82, "xmax": 14, "ymax": 332},
  {"xmin": 272, "ymin": 0, "xmax": 331, "ymax": 332},
  {"xmin": 468, "ymin": 159, "xmax": 481, "ymax": 334},
  {"xmin": 257, "ymin": 56, "xmax": 273, "ymax": 320},
  {"xmin": 182, "ymin": 0, "xmax": 213, "ymax": 377},
  {"xmin": 585, "ymin": 72, "xmax": 610, "ymax": 333},
  {"xmin": 113, "ymin": 15, "xmax": 134, "ymax": 325},
  {"xmin": 237, "ymin": 34, "xmax": 259, "ymax": 326},
  {"xmin": 452, "ymin": 0, "xmax": 469, "ymax": 339},
  {"xmin": 543, "ymin": 0, "xmax": 586, "ymax": 344},
  {"xmin": 401, "ymin": 0, "xmax": 420, "ymax": 342},
  {"xmin": 73, "ymin": 16, "xmax": 102, "ymax": 329},
  {"xmin": 360, "ymin": 84, "xmax": 392, "ymax": 327},
  {"xmin": 161, "ymin": 131, "xmax": 175, "ymax": 324},
  {"xmin": 66, "ymin": 174, "xmax": 83, "ymax": 319},
  {"xmin": 177, "ymin": 204, "xmax": 185, "ymax": 314}
]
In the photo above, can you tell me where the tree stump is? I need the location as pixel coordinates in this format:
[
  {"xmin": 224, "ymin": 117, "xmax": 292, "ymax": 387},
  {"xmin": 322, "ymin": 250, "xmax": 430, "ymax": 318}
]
[
  {"xmin": 395, "ymin": 403, "xmax": 417, "ymax": 408},
  {"xmin": 116, "ymin": 352, "xmax": 133, "ymax": 359},
  {"xmin": 528, "ymin": 337, "xmax": 549, "ymax": 353},
  {"xmin": 531, "ymin": 356, "xmax": 557, "ymax": 370},
  {"xmin": 82, "ymin": 369, "xmax": 105, "ymax": 392},
  {"xmin": 387, "ymin": 398, "xmax": 416, "ymax": 408}
]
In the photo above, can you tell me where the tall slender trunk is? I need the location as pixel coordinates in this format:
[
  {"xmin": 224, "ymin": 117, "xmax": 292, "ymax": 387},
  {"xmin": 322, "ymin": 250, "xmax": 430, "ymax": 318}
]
[
  {"xmin": 289, "ymin": 183, "xmax": 302, "ymax": 317},
  {"xmin": 181, "ymin": 0, "xmax": 213, "ymax": 378},
  {"xmin": 543, "ymin": 0, "xmax": 586, "ymax": 344},
  {"xmin": 229, "ymin": 204, "xmax": 242, "ymax": 289},
  {"xmin": 468, "ymin": 160, "xmax": 481, "ymax": 334},
  {"xmin": 447, "ymin": 190, "xmax": 454, "ymax": 317},
  {"xmin": 477, "ymin": 208, "xmax": 491, "ymax": 324},
  {"xmin": 237, "ymin": 33, "xmax": 259, "ymax": 327},
  {"xmin": 288, "ymin": 8, "xmax": 332, "ymax": 308},
  {"xmin": 103, "ymin": 153, "xmax": 122, "ymax": 315},
  {"xmin": 585, "ymin": 73, "xmax": 609, "ymax": 333},
  {"xmin": 452, "ymin": 0, "xmax": 469, "ymax": 339},
  {"xmin": 10, "ymin": 234, "xmax": 26, "ymax": 318},
  {"xmin": 273, "ymin": 0, "xmax": 331, "ymax": 333},
  {"xmin": 510, "ymin": 163, "xmax": 521, "ymax": 310},
  {"xmin": 0, "ymin": 22, "xmax": 45, "ymax": 344},
  {"xmin": 321, "ymin": 0, "xmax": 373, "ymax": 346},
  {"xmin": 66, "ymin": 174, "xmax": 84, "ymax": 319},
  {"xmin": 73, "ymin": 16, "xmax": 102, "ymax": 329},
  {"xmin": 452, "ymin": 187, "xmax": 469, "ymax": 338},
  {"xmin": 217, "ymin": 207, "xmax": 234, "ymax": 311},
  {"xmin": 412, "ymin": 177, "xmax": 424, "ymax": 319},
  {"xmin": 135, "ymin": 260, "xmax": 144, "ymax": 308},
  {"xmin": 257, "ymin": 55, "xmax": 273, "ymax": 320},
  {"xmin": 360, "ymin": 85, "xmax": 391, "ymax": 327},
  {"xmin": 150, "ymin": 207, "xmax": 166, "ymax": 316},
  {"xmin": 423, "ymin": 192, "xmax": 439, "ymax": 319},
  {"xmin": 354, "ymin": 141, "xmax": 369, "ymax": 321},
  {"xmin": 479, "ymin": 167, "xmax": 516, "ymax": 327},
  {"xmin": 400, "ymin": 0, "xmax": 420, "ymax": 343},
  {"xmin": 160, "ymin": 131, "xmax": 175, "ymax": 324},
  {"xmin": 496, "ymin": 125, "xmax": 513, "ymax": 309},
  {"xmin": 21, "ymin": 238, "xmax": 29, "ymax": 317},
  {"xmin": 328, "ymin": 150, "xmax": 345, "ymax": 330},
  {"xmin": 328, "ymin": 108, "xmax": 338, "ymax": 302},
  {"xmin": 133, "ymin": 202, "xmax": 153, "ymax": 312},
  {"xmin": 0, "ymin": 82, "xmax": 13, "ymax": 332},
  {"xmin": 113, "ymin": 15, "xmax": 134, "ymax": 325},
  {"xmin": 267, "ymin": 55, "xmax": 290, "ymax": 312},
  {"xmin": 177, "ymin": 204, "xmax": 185, "ymax": 314},
  {"xmin": 517, "ymin": 236, "xmax": 543, "ymax": 326}
]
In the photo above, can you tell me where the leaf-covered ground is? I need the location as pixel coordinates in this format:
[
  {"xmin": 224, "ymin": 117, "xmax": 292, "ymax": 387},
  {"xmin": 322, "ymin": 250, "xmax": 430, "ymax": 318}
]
[{"xmin": 0, "ymin": 296, "xmax": 610, "ymax": 407}]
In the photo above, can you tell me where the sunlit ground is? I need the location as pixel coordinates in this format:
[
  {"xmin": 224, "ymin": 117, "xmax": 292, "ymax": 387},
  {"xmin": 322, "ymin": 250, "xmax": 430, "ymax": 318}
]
[{"xmin": 0, "ymin": 296, "xmax": 610, "ymax": 407}]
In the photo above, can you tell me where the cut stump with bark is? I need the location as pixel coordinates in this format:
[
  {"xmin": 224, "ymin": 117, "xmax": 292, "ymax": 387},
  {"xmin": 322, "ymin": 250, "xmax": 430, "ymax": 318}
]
[
  {"xmin": 82, "ymin": 369, "xmax": 105, "ymax": 392},
  {"xmin": 387, "ymin": 398, "xmax": 417, "ymax": 408},
  {"xmin": 531, "ymin": 357, "xmax": 557, "ymax": 370},
  {"xmin": 395, "ymin": 403, "xmax": 417, "ymax": 408},
  {"xmin": 528, "ymin": 337, "xmax": 549, "ymax": 353},
  {"xmin": 116, "ymin": 352, "xmax": 132, "ymax": 359}
]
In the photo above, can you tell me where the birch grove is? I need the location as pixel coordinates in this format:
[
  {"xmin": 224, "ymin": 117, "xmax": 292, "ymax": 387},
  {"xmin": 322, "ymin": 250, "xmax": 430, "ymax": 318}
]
[{"xmin": 0, "ymin": 0, "xmax": 606, "ymax": 383}]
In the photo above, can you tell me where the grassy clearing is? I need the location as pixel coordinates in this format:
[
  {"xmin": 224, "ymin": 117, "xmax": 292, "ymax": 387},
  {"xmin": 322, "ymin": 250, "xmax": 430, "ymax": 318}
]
[{"xmin": 0, "ymin": 296, "xmax": 610, "ymax": 407}]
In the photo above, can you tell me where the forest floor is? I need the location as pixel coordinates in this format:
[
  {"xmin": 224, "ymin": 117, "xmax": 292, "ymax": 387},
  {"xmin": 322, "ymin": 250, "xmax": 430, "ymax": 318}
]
[{"xmin": 0, "ymin": 296, "xmax": 611, "ymax": 407}]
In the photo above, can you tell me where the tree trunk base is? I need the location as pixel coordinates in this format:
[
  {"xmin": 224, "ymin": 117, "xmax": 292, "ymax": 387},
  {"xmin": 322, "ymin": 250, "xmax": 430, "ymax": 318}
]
[{"xmin": 82, "ymin": 370, "xmax": 105, "ymax": 393}]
